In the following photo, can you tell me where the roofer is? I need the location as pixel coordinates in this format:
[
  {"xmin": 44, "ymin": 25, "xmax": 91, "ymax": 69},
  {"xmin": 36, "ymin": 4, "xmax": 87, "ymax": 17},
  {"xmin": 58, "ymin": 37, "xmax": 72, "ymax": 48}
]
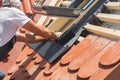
[
  {"xmin": 0, "ymin": 0, "xmax": 60, "ymax": 61},
  {"xmin": 0, "ymin": 0, "xmax": 62, "ymax": 79}
]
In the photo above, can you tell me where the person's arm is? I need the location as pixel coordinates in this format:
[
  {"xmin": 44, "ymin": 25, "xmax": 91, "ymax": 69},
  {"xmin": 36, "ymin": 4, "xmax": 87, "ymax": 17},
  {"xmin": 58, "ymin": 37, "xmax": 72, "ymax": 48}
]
[
  {"xmin": 16, "ymin": 31, "xmax": 48, "ymax": 43},
  {"xmin": 22, "ymin": 20, "xmax": 57, "ymax": 40}
]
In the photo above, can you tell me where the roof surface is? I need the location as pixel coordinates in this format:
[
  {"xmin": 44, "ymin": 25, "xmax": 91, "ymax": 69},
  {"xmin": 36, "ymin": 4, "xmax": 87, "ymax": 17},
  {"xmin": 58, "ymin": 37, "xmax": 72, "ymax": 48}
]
[{"xmin": 0, "ymin": 0, "xmax": 120, "ymax": 80}]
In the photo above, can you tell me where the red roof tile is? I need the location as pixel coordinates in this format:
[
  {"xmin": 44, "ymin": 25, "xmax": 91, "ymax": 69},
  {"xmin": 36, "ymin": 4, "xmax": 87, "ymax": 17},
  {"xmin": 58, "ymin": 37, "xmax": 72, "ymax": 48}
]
[
  {"xmin": 0, "ymin": 0, "xmax": 120, "ymax": 80},
  {"xmin": 78, "ymin": 41, "xmax": 116, "ymax": 78},
  {"xmin": 100, "ymin": 40, "xmax": 120, "ymax": 66},
  {"xmin": 89, "ymin": 63, "xmax": 120, "ymax": 80},
  {"xmin": 0, "ymin": 42, "xmax": 25, "ymax": 73},
  {"xmin": 68, "ymin": 37, "xmax": 111, "ymax": 72},
  {"xmin": 2, "ymin": 34, "xmax": 119, "ymax": 80},
  {"xmin": 0, "ymin": 0, "xmax": 34, "ymax": 15},
  {"xmin": 60, "ymin": 35, "xmax": 99, "ymax": 66},
  {"xmin": 21, "ymin": 0, "xmax": 34, "ymax": 15}
]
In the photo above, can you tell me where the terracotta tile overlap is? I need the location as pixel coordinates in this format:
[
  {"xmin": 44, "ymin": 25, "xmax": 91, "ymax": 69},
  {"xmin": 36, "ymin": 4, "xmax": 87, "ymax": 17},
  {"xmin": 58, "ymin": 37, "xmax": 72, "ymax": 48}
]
[
  {"xmin": 28, "ymin": 59, "xmax": 49, "ymax": 80},
  {"xmin": 34, "ymin": 63, "xmax": 51, "ymax": 80},
  {"xmin": 1, "ymin": 0, "xmax": 120, "ymax": 80},
  {"xmin": 44, "ymin": 62, "xmax": 61, "ymax": 76},
  {"xmin": 4, "ymin": 68, "xmax": 22, "ymax": 80},
  {"xmin": 77, "ymin": 41, "xmax": 116, "ymax": 79},
  {"xmin": 100, "ymin": 40, "xmax": 120, "ymax": 66},
  {"xmin": 18, "ymin": 53, "xmax": 36, "ymax": 68},
  {"xmin": 60, "ymin": 35, "xmax": 99, "ymax": 65},
  {"xmin": 7, "ymin": 61, "xmax": 25, "ymax": 76},
  {"xmin": 50, "ymin": 66, "xmax": 68, "ymax": 80},
  {"xmin": 25, "ymin": 61, "xmax": 40, "ymax": 78},
  {"xmin": 89, "ymin": 63, "xmax": 120, "ymax": 80},
  {"xmin": 15, "ymin": 46, "xmax": 34, "ymax": 64},
  {"xmin": 29, "ymin": 62, "xmax": 49, "ymax": 80},
  {"xmin": 0, "ymin": 42, "xmax": 25, "ymax": 73},
  {"xmin": 3, "ymin": 34, "xmax": 119, "ymax": 80},
  {"xmin": 12, "ymin": 68, "xmax": 29, "ymax": 80},
  {"xmin": 33, "ymin": 54, "xmax": 43, "ymax": 65},
  {"xmin": 68, "ymin": 37, "xmax": 111, "ymax": 72},
  {"xmin": 8, "ymin": 68, "xmax": 25, "ymax": 80},
  {"xmin": 4, "ymin": 48, "xmax": 35, "ymax": 79}
]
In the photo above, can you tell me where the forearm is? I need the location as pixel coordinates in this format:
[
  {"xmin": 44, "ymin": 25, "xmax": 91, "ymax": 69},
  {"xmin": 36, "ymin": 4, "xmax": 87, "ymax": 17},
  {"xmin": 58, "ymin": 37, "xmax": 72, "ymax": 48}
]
[
  {"xmin": 16, "ymin": 32, "xmax": 47, "ymax": 43},
  {"xmin": 22, "ymin": 20, "xmax": 57, "ymax": 39}
]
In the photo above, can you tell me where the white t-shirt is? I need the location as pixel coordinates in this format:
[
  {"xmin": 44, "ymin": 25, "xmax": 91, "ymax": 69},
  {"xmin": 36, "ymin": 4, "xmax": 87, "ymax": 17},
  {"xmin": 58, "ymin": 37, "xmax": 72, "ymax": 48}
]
[{"xmin": 0, "ymin": 7, "xmax": 31, "ymax": 47}]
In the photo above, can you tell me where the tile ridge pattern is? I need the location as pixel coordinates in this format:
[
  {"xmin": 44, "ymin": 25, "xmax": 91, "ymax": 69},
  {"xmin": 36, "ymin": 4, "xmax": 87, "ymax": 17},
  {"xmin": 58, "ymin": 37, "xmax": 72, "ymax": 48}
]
[
  {"xmin": 3, "ymin": 34, "xmax": 120, "ymax": 80},
  {"xmin": 1, "ymin": 0, "xmax": 120, "ymax": 80}
]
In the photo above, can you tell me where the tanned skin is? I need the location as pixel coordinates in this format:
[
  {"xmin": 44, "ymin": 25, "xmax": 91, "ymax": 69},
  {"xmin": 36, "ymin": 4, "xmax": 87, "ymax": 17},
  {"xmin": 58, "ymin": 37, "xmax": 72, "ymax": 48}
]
[{"xmin": 16, "ymin": 20, "xmax": 57, "ymax": 43}]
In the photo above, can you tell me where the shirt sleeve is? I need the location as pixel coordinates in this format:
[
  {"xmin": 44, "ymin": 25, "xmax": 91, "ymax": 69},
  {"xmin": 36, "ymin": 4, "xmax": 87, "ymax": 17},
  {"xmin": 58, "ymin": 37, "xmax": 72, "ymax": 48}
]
[{"xmin": 11, "ymin": 8, "xmax": 31, "ymax": 28}]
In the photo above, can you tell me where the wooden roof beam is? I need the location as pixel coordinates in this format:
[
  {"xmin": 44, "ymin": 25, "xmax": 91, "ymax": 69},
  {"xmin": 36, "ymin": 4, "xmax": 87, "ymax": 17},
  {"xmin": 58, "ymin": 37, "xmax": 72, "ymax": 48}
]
[
  {"xmin": 106, "ymin": 2, "xmax": 120, "ymax": 10},
  {"xmin": 61, "ymin": 1, "xmax": 71, "ymax": 7},
  {"xmin": 96, "ymin": 13, "xmax": 120, "ymax": 24},
  {"xmin": 84, "ymin": 23, "xmax": 120, "ymax": 39}
]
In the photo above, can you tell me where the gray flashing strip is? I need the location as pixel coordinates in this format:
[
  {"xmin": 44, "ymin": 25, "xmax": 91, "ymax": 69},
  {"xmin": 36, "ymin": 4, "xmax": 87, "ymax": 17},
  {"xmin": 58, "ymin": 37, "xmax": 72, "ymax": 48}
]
[{"xmin": 28, "ymin": 0, "xmax": 106, "ymax": 63}]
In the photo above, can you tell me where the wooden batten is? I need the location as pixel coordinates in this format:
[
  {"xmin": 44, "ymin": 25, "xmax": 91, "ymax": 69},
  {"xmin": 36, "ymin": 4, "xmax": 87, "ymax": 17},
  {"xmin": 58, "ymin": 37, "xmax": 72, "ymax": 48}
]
[
  {"xmin": 47, "ymin": 0, "xmax": 91, "ymax": 32},
  {"xmin": 48, "ymin": 17, "xmax": 74, "ymax": 32},
  {"xmin": 106, "ymin": 2, "xmax": 120, "ymax": 10},
  {"xmin": 61, "ymin": 1, "xmax": 71, "ymax": 7},
  {"xmin": 77, "ymin": 0, "xmax": 89, "ymax": 8},
  {"xmin": 84, "ymin": 23, "xmax": 120, "ymax": 39},
  {"xmin": 36, "ymin": 0, "xmax": 62, "ymax": 25},
  {"xmin": 96, "ymin": 13, "xmax": 120, "ymax": 24}
]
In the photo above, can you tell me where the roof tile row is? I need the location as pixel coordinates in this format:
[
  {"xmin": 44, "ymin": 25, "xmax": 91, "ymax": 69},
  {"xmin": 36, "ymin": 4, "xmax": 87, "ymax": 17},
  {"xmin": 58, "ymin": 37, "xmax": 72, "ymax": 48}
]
[
  {"xmin": 0, "ymin": 0, "xmax": 120, "ymax": 80},
  {"xmin": 2, "ymin": 34, "xmax": 120, "ymax": 80},
  {"xmin": 0, "ymin": 0, "xmax": 34, "ymax": 15}
]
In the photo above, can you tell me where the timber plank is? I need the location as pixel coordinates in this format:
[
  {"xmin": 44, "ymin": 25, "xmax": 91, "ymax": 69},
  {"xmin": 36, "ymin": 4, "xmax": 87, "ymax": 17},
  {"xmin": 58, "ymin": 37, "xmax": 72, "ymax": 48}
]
[
  {"xmin": 61, "ymin": 1, "xmax": 71, "ymax": 7},
  {"xmin": 48, "ymin": 17, "xmax": 74, "ymax": 32},
  {"xmin": 77, "ymin": 0, "xmax": 89, "ymax": 8},
  {"xmin": 84, "ymin": 23, "xmax": 120, "ymax": 39},
  {"xmin": 96, "ymin": 13, "xmax": 120, "ymax": 24},
  {"xmin": 37, "ymin": 0, "xmax": 62, "ymax": 25},
  {"xmin": 47, "ymin": 0, "xmax": 89, "ymax": 32},
  {"xmin": 106, "ymin": 2, "xmax": 120, "ymax": 10}
]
